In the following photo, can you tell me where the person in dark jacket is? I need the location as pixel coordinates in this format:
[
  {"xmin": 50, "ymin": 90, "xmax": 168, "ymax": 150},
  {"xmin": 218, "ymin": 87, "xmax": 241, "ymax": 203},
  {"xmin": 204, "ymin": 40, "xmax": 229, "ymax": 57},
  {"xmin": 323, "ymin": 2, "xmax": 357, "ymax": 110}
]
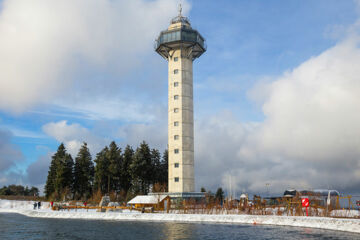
[
  {"xmin": 33, "ymin": 202, "xmax": 37, "ymax": 210},
  {"xmin": 37, "ymin": 201, "xmax": 41, "ymax": 209}
]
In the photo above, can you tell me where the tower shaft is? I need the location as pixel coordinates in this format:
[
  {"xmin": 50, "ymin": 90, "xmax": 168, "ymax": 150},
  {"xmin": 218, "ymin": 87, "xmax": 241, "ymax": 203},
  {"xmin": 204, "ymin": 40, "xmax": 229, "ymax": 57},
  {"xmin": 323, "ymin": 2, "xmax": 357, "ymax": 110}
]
[
  {"xmin": 168, "ymin": 49, "xmax": 194, "ymax": 193},
  {"xmin": 155, "ymin": 11, "xmax": 205, "ymax": 194}
]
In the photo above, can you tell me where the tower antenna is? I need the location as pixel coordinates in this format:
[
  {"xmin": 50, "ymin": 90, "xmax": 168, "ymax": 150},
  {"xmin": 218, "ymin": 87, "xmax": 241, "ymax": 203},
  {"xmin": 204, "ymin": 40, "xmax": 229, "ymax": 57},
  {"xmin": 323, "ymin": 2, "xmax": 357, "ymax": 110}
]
[{"xmin": 178, "ymin": 3, "xmax": 182, "ymax": 17}]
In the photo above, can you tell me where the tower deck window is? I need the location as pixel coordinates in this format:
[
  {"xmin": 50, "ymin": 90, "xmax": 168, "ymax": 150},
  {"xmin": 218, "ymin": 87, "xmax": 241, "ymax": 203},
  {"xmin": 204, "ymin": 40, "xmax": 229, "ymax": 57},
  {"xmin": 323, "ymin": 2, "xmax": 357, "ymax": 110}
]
[
  {"xmin": 174, "ymin": 69, "xmax": 179, "ymax": 74},
  {"xmin": 174, "ymin": 108, "xmax": 179, "ymax": 113},
  {"xmin": 174, "ymin": 135, "xmax": 179, "ymax": 140},
  {"xmin": 174, "ymin": 82, "xmax": 179, "ymax": 87},
  {"xmin": 174, "ymin": 149, "xmax": 179, "ymax": 154},
  {"xmin": 174, "ymin": 163, "xmax": 179, "ymax": 168},
  {"xmin": 174, "ymin": 177, "xmax": 179, "ymax": 182},
  {"xmin": 174, "ymin": 95, "xmax": 179, "ymax": 100},
  {"xmin": 174, "ymin": 121, "xmax": 179, "ymax": 126}
]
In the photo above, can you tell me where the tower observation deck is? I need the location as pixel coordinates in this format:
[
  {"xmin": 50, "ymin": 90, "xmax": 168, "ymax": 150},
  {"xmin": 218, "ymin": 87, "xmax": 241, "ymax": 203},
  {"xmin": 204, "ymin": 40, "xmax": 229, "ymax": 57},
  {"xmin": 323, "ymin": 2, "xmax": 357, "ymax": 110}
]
[{"xmin": 155, "ymin": 6, "xmax": 206, "ymax": 194}]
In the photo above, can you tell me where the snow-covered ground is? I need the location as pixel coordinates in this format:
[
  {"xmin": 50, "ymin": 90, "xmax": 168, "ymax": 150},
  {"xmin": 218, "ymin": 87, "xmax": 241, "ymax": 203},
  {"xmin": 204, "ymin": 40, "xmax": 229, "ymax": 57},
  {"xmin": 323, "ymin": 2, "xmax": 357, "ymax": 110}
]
[{"xmin": 1, "ymin": 200, "xmax": 359, "ymax": 233}]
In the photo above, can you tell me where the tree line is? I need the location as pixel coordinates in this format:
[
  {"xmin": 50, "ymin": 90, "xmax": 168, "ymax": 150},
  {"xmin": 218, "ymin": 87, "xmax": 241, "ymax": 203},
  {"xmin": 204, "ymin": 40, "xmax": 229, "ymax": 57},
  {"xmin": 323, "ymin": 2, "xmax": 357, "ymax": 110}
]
[
  {"xmin": 44, "ymin": 141, "xmax": 168, "ymax": 201},
  {"xmin": 0, "ymin": 185, "xmax": 39, "ymax": 196}
]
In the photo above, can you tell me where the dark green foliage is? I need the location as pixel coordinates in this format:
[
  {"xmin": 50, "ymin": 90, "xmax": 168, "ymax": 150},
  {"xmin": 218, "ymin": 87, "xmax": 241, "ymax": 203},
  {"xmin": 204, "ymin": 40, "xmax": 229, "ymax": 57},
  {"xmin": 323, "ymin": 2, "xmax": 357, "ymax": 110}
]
[
  {"xmin": 94, "ymin": 147, "xmax": 110, "ymax": 193},
  {"xmin": 215, "ymin": 187, "xmax": 224, "ymax": 203},
  {"xmin": 45, "ymin": 141, "xmax": 168, "ymax": 200},
  {"xmin": 150, "ymin": 148, "xmax": 161, "ymax": 184},
  {"xmin": 44, "ymin": 143, "xmax": 74, "ymax": 199},
  {"xmin": 200, "ymin": 187, "xmax": 206, "ymax": 193},
  {"xmin": 130, "ymin": 141, "xmax": 152, "ymax": 194},
  {"xmin": 0, "ymin": 185, "xmax": 39, "ymax": 196},
  {"xmin": 120, "ymin": 145, "xmax": 134, "ymax": 194},
  {"xmin": 158, "ymin": 149, "xmax": 168, "ymax": 186},
  {"xmin": 74, "ymin": 142, "xmax": 94, "ymax": 200},
  {"xmin": 107, "ymin": 141, "xmax": 122, "ymax": 192}
]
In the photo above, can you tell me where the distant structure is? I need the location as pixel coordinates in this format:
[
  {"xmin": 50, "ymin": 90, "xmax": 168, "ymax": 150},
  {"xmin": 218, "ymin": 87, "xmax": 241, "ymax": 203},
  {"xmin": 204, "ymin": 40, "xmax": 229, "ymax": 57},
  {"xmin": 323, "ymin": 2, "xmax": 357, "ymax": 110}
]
[{"xmin": 155, "ymin": 5, "xmax": 206, "ymax": 196}]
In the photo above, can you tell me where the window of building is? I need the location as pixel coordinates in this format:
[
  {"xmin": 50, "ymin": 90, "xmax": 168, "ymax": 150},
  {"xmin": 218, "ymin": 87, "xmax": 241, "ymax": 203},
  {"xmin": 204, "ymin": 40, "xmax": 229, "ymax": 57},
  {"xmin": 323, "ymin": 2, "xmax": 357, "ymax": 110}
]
[
  {"xmin": 174, "ymin": 177, "xmax": 179, "ymax": 182},
  {"xmin": 174, "ymin": 108, "xmax": 179, "ymax": 113},
  {"xmin": 174, "ymin": 57, "xmax": 179, "ymax": 62},
  {"xmin": 174, "ymin": 135, "xmax": 179, "ymax": 140},
  {"xmin": 174, "ymin": 121, "xmax": 179, "ymax": 126},
  {"xmin": 174, "ymin": 69, "xmax": 179, "ymax": 74},
  {"xmin": 174, "ymin": 95, "xmax": 179, "ymax": 100},
  {"xmin": 174, "ymin": 82, "xmax": 179, "ymax": 87},
  {"xmin": 174, "ymin": 149, "xmax": 179, "ymax": 154},
  {"xmin": 174, "ymin": 163, "xmax": 179, "ymax": 168}
]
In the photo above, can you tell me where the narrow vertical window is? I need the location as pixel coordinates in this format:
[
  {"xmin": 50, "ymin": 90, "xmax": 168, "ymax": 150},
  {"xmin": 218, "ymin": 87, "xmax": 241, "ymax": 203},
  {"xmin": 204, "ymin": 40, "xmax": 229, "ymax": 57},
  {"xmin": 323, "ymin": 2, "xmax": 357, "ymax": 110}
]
[
  {"xmin": 174, "ymin": 149, "xmax": 179, "ymax": 154},
  {"xmin": 174, "ymin": 95, "xmax": 179, "ymax": 100},
  {"xmin": 174, "ymin": 121, "xmax": 179, "ymax": 126},
  {"xmin": 174, "ymin": 108, "xmax": 179, "ymax": 113},
  {"xmin": 174, "ymin": 177, "xmax": 179, "ymax": 182},
  {"xmin": 174, "ymin": 163, "xmax": 179, "ymax": 168},
  {"xmin": 174, "ymin": 82, "xmax": 179, "ymax": 87},
  {"xmin": 174, "ymin": 135, "xmax": 179, "ymax": 140},
  {"xmin": 174, "ymin": 69, "xmax": 179, "ymax": 74},
  {"xmin": 174, "ymin": 57, "xmax": 179, "ymax": 62}
]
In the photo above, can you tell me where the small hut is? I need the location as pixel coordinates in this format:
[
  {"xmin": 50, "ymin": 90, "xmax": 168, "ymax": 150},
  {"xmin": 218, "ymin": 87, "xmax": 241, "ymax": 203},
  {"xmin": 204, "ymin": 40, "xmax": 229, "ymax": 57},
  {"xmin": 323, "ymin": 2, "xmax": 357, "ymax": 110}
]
[{"xmin": 128, "ymin": 195, "xmax": 170, "ymax": 211}]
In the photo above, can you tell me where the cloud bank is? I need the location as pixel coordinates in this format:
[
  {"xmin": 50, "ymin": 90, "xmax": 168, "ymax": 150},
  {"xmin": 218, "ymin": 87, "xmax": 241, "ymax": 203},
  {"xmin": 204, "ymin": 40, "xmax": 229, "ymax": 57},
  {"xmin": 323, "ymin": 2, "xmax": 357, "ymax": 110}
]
[
  {"xmin": 195, "ymin": 36, "xmax": 360, "ymax": 194},
  {"xmin": 0, "ymin": 0, "xmax": 186, "ymax": 113}
]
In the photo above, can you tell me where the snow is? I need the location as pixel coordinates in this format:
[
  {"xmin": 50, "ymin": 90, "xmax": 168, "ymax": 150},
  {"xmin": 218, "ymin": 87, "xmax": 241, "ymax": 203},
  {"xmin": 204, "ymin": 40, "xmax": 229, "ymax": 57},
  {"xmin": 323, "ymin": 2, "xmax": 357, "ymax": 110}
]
[
  {"xmin": 128, "ymin": 195, "xmax": 167, "ymax": 204},
  {"xmin": 0, "ymin": 200, "xmax": 359, "ymax": 233}
]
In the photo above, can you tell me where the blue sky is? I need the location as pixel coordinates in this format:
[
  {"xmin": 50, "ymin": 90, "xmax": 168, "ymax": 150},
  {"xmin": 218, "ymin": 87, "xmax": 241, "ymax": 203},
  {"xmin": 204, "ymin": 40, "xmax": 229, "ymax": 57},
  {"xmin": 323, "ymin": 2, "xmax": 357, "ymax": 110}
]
[{"xmin": 0, "ymin": 0, "xmax": 360, "ymax": 195}]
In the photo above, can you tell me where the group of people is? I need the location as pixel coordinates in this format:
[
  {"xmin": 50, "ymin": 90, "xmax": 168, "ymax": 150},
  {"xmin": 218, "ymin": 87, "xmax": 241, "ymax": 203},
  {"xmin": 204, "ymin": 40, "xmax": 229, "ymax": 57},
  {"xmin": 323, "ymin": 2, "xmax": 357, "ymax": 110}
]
[{"xmin": 33, "ymin": 201, "xmax": 41, "ymax": 210}]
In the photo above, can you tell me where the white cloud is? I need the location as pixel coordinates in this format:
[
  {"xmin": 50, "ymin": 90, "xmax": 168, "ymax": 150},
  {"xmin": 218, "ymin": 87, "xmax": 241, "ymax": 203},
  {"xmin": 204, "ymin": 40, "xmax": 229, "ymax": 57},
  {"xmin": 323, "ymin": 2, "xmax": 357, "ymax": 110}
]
[
  {"xmin": 196, "ymin": 36, "xmax": 360, "ymax": 195},
  {"xmin": 0, "ymin": 0, "xmax": 189, "ymax": 113},
  {"xmin": 118, "ymin": 121, "xmax": 167, "ymax": 151},
  {"xmin": 42, "ymin": 120, "xmax": 109, "ymax": 156},
  {"xmin": 53, "ymin": 97, "xmax": 160, "ymax": 122}
]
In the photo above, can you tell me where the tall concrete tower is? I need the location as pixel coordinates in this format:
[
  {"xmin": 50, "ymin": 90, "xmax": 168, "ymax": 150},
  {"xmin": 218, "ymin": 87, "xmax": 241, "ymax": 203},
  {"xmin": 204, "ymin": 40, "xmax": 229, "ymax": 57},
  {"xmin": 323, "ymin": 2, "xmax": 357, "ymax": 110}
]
[{"xmin": 155, "ymin": 6, "xmax": 206, "ymax": 194}]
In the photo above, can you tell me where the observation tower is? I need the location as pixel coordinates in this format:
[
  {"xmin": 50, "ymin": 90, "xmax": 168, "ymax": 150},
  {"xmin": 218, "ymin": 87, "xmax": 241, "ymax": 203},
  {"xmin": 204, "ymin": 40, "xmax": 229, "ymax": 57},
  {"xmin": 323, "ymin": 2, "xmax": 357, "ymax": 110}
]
[{"xmin": 155, "ymin": 6, "xmax": 206, "ymax": 195}]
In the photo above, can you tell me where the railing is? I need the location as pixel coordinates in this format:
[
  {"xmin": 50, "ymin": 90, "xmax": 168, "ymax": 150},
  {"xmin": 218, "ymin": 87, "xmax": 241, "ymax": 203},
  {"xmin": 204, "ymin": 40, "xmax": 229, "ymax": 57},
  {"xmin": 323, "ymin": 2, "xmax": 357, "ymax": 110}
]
[{"xmin": 155, "ymin": 29, "xmax": 206, "ymax": 50}]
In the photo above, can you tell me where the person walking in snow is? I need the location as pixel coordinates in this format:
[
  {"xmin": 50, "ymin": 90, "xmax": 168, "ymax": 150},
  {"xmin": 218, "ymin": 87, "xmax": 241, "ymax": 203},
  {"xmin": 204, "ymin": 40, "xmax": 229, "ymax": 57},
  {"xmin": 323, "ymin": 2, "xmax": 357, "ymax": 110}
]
[
  {"xmin": 37, "ymin": 201, "xmax": 41, "ymax": 209},
  {"xmin": 33, "ymin": 202, "xmax": 37, "ymax": 210}
]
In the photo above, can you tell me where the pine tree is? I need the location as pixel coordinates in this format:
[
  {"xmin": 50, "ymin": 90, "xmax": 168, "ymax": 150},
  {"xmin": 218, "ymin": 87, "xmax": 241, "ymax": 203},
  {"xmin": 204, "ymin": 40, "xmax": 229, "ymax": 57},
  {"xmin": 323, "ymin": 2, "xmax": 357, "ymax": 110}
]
[
  {"xmin": 160, "ymin": 149, "xmax": 168, "ymax": 185},
  {"xmin": 44, "ymin": 143, "xmax": 73, "ymax": 200},
  {"xmin": 94, "ymin": 147, "xmax": 110, "ymax": 194},
  {"xmin": 55, "ymin": 147, "xmax": 74, "ymax": 198},
  {"xmin": 215, "ymin": 187, "xmax": 224, "ymax": 203},
  {"xmin": 45, "ymin": 147, "xmax": 60, "ymax": 198},
  {"xmin": 107, "ymin": 141, "xmax": 122, "ymax": 192},
  {"xmin": 130, "ymin": 141, "xmax": 152, "ymax": 194},
  {"xmin": 150, "ymin": 148, "xmax": 161, "ymax": 185},
  {"xmin": 74, "ymin": 142, "xmax": 94, "ymax": 200},
  {"xmin": 121, "ymin": 145, "xmax": 134, "ymax": 195}
]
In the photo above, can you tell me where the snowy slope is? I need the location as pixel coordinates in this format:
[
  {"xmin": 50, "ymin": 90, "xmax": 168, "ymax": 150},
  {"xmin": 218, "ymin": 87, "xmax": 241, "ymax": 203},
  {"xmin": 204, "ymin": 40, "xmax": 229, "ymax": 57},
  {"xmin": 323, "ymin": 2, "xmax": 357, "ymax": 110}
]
[{"xmin": 1, "ymin": 200, "xmax": 359, "ymax": 233}]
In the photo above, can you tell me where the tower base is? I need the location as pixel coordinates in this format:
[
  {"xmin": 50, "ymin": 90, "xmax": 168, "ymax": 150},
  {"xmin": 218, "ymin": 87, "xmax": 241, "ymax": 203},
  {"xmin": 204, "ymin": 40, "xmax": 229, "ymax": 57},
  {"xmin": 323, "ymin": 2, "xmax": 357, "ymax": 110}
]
[{"xmin": 148, "ymin": 192, "xmax": 205, "ymax": 199}]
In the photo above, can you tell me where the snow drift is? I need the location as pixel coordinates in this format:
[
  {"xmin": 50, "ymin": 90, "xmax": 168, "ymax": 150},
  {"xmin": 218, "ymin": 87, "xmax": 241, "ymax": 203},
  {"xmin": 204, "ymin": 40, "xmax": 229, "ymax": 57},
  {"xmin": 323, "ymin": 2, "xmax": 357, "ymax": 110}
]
[{"xmin": 0, "ymin": 200, "xmax": 359, "ymax": 234}]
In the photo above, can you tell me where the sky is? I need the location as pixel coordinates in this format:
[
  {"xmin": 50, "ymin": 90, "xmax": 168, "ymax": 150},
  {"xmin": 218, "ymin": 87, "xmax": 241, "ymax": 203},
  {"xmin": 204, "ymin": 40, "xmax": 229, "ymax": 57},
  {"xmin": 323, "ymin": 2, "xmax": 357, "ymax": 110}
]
[{"xmin": 0, "ymin": 0, "xmax": 360, "ymax": 196}]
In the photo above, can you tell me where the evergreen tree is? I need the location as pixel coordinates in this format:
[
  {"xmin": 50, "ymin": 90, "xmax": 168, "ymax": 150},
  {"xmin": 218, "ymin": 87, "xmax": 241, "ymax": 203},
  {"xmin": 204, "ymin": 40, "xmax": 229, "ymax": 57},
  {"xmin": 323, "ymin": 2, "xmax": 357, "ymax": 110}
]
[
  {"xmin": 215, "ymin": 187, "xmax": 224, "ymax": 203},
  {"xmin": 45, "ymin": 149, "xmax": 58, "ymax": 198},
  {"xmin": 150, "ymin": 148, "xmax": 161, "ymax": 185},
  {"xmin": 45, "ymin": 143, "xmax": 74, "ymax": 199},
  {"xmin": 54, "ymin": 145, "xmax": 74, "ymax": 198},
  {"xmin": 94, "ymin": 147, "xmax": 110, "ymax": 194},
  {"xmin": 130, "ymin": 141, "xmax": 152, "ymax": 194},
  {"xmin": 73, "ymin": 142, "xmax": 94, "ymax": 199},
  {"xmin": 107, "ymin": 141, "xmax": 122, "ymax": 192},
  {"xmin": 159, "ymin": 149, "xmax": 168, "ymax": 185},
  {"xmin": 121, "ymin": 145, "xmax": 134, "ymax": 195}
]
